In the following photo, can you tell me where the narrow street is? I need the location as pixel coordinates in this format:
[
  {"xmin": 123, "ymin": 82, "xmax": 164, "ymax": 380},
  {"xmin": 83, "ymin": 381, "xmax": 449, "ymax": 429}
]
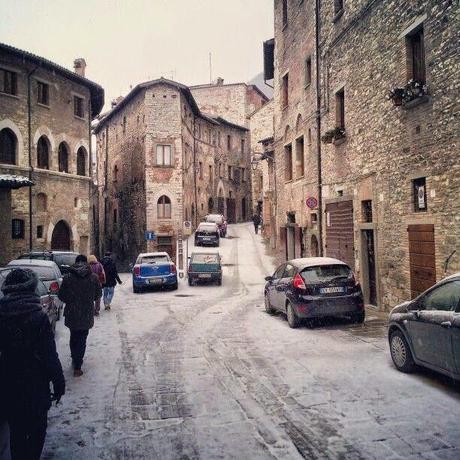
[{"xmin": 44, "ymin": 223, "xmax": 460, "ymax": 460}]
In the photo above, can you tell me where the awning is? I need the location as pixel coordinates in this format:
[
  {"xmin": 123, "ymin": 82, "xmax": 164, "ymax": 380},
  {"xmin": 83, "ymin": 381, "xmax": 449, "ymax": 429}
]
[{"xmin": 0, "ymin": 174, "xmax": 34, "ymax": 189}]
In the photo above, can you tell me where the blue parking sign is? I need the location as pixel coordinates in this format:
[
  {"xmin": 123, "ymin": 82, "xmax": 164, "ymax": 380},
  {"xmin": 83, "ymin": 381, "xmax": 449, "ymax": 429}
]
[{"xmin": 145, "ymin": 231, "xmax": 156, "ymax": 240}]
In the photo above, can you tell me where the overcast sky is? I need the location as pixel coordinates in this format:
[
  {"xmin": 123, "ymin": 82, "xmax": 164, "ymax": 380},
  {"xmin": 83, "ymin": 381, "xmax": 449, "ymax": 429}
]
[{"xmin": 0, "ymin": 0, "xmax": 273, "ymax": 109}]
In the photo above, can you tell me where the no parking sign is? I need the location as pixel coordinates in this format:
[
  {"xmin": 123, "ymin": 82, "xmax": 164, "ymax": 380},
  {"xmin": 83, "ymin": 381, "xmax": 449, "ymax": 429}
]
[{"xmin": 306, "ymin": 197, "xmax": 318, "ymax": 209}]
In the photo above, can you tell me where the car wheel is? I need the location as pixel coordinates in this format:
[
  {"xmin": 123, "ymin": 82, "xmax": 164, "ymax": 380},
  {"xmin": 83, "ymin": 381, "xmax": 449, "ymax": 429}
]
[
  {"xmin": 171, "ymin": 282, "xmax": 178, "ymax": 290},
  {"xmin": 351, "ymin": 311, "xmax": 365, "ymax": 324},
  {"xmin": 286, "ymin": 302, "xmax": 300, "ymax": 328},
  {"xmin": 133, "ymin": 286, "xmax": 141, "ymax": 294},
  {"xmin": 264, "ymin": 293, "xmax": 275, "ymax": 315},
  {"xmin": 390, "ymin": 330, "xmax": 416, "ymax": 373},
  {"xmin": 217, "ymin": 277, "xmax": 222, "ymax": 286}
]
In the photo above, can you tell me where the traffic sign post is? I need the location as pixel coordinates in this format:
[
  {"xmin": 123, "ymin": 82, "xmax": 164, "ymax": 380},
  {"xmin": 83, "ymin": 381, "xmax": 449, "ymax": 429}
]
[{"xmin": 144, "ymin": 231, "xmax": 156, "ymax": 241}]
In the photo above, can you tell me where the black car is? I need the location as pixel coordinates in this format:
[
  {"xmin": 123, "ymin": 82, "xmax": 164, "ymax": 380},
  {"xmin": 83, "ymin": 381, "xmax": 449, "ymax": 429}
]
[
  {"xmin": 264, "ymin": 257, "xmax": 365, "ymax": 328},
  {"xmin": 17, "ymin": 251, "xmax": 79, "ymax": 273},
  {"xmin": 388, "ymin": 274, "xmax": 460, "ymax": 381},
  {"xmin": 0, "ymin": 267, "xmax": 59, "ymax": 332},
  {"xmin": 195, "ymin": 223, "xmax": 220, "ymax": 247}
]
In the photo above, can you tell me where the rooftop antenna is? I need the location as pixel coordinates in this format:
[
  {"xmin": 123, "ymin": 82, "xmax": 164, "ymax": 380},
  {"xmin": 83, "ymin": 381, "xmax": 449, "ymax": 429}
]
[{"xmin": 209, "ymin": 52, "xmax": 212, "ymax": 84}]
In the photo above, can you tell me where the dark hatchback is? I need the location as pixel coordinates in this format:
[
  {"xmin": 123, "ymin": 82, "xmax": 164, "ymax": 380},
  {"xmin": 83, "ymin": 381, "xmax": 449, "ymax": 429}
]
[
  {"xmin": 188, "ymin": 252, "xmax": 222, "ymax": 286},
  {"xmin": 17, "ymin": 251, "xmax": 79, "ymax": 273},
  {"xmin": 264, "ymin": 257, "xmax": 364, "ymax": 328},
  {"xmin": 388, "ymin": 273, "xmax": 460, "ymax": 381},
  {"xmin": 195, "ymin": 223, "xmax": 220, "ymax": 247},
  {"xmin": 0, "ymin": 268, "xmax": 59, "ymax": 333}
]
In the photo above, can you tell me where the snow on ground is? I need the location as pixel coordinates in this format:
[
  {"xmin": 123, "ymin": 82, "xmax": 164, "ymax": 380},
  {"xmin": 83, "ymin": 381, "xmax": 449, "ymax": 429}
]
[{"xmin": 43, "ymin": 223, "xmax": 460, "ymax": 459}]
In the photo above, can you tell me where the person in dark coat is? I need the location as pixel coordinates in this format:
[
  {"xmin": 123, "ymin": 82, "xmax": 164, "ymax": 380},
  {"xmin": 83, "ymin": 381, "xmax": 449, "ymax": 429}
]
[
  {"xmin": 58, "ymin": 255, "xmax": 102, "ymax": 377},
  {"xmin": 100, "ymin": 252, "xmax": 122, "ymax": 311},
  {"xmin": 0, "ymin": 268, "xmax": 65, "ymax": 460},
  {"xmin": 252, "ymin": 213, "xmax": 262, "ymax": 234}
]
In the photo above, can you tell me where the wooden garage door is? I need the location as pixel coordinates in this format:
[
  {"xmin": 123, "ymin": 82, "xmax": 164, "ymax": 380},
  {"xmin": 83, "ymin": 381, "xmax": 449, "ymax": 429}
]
[
  {"xmin": 408, "ymin": 224, "xmax": 436, "ymax": 298},
  {"xmin": 325, "ymin": 201, "xmax": 354, "ymax": 269}
]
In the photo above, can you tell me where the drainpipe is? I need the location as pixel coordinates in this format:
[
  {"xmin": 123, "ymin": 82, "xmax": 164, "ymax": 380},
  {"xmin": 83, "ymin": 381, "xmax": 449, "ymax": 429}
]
[
  {"xmin": 315, "ymin": 0, "xmax": 324, "ymax": 256},
  {"xmin": 104, "ymin": 125, "xmax": 109, "ymax": 253},
  {"xmin": 27, "ymin": 64, "xmax": 39, "ymax": 251},
  {"xmin": 192, "ymin": 116, "xmax": 198, "ymax": 228}
]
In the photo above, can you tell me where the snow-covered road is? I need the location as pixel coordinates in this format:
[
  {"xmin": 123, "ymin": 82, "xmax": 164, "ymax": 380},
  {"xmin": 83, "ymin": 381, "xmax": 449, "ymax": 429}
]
[{"xmin": 44, "ymin": 223, "xmax": 460, "ymax": 459}]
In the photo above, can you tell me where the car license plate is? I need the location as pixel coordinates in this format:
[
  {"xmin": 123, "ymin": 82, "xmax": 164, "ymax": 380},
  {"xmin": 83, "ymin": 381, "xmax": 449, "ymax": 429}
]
[
  {"xmin": 320, "ymin": 286, "xmax": 345, "ymax": 294},
  {"xmin": 203, "ymin": 237, "xmax": 211, "ymax": 241},
  {"xmin": 149, "ymin": 278, "xmax": 163, "ymax": 285},
  {"xmin": 199, "ymin": 274, "xmax": 212, "ymax": 279}
]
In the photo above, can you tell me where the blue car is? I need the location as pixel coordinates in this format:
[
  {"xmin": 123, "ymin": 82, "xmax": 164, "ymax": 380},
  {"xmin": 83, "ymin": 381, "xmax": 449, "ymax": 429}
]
[{"xmin": 132, "ymin": 252, "xmax": 178, "ymax": 293}]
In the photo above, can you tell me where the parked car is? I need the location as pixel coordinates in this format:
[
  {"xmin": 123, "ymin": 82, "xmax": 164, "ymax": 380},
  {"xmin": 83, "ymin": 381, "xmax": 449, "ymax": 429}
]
[
  {"xmin": 388, "ymin": 273, "xmax": 460, "ymax": 381},
  {"xmin": 195, "ymin": 222, "xmax": 220, "ymax": 247},
  {"xmin": 188, "ymin": 252, "xmax": 222, "ymax": 286},
  {"xmin": 264, "ymin": 257, "xmax": 365, "ymax": 328},
  {"xmin": 132, "ymin": 252, "xmax": 178, "ymax": 293},
  {"xmin": 17, "ymin": 250, "xmax": 78, "ymax": 273},
  {"xmin": 205, "ymin": 214, "xmax": 227, "ymax": 237},
  {"xmin": 0, "ymin": 267, "xmax": 59, "ymax": 332},
  {"xmin": 7, "ymin": 259, "xmax": 64, "ymax": 318}
]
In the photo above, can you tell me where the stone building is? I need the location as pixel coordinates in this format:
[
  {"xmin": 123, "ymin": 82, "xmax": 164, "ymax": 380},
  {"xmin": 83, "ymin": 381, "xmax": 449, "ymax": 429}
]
[
  {"xmin": 0, "ymin": 43, "xmax": 104, "ymax": 265},
  {"xmin": 94, "ymin": 78, "xmax": 251, "ymax": 266},
  {"xmin": 268, "ymin": 0, "xmax": 460, "ymax": 310}
]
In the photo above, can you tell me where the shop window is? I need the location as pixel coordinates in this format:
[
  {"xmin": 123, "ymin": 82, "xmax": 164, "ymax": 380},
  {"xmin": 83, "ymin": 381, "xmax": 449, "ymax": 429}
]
[
  {"xmin": 12, "ymin": 219, "xmax": 24, "ymax": 239},
  {"xmin": 413, "ymin": 177, "xmax": 427, "ymax": 212}
]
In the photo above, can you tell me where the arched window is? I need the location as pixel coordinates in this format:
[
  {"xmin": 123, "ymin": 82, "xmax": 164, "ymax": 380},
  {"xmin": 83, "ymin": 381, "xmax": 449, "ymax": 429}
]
[
  {"xmin": 0, "ymin": 128, "xmax": 17, "ymax": 165},
  {"xmin": 157, "ymin": 195, "xmax": 171, "ymax": 219},
  {"xmin": 36, "ymin": 193, "xmax": 47, "ymax": 212},
  {"xmin": 37, "ymin": 136, "xmax": 50, "ymax": 169},
  {"xmin": 77, "ymin": 147, "xmax": 86, "ymax": 176},
  {"xmin": 58, "ymin": 142, "xmax": 69, "ymax": 172}
]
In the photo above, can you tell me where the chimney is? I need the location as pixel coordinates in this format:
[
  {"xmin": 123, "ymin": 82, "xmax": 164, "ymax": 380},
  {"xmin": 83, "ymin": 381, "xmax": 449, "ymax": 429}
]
[
  {"xmin": 216, "ymin": 77, "xmax": 224, "ymax": 86},
  {"xmin": 73, "ymin": 58, "xmax": 87, "ymax": 77}
]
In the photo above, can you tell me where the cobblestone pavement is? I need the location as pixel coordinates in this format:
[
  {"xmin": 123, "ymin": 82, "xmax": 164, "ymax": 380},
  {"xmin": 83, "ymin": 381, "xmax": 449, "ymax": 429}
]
[{"xmin": 43, "ymin": 223, "xmax": 460, "ymax": 459}]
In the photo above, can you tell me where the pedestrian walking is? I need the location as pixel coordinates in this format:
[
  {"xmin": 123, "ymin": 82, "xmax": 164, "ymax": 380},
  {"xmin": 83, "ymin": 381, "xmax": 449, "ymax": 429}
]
[
  {"xmin": 58, "ymin": 255, "xmax": 101, "ymax": 377},
  {"xmin": 252, "ymin": 213, "xmax": 261, "ymax": 234},
  {"xmin": 100, "ymin": 252, "xmax": 122, "ymax": 311},
  {"xmin": 0, "ymin": 268, "xmax": 65, "ymax": 460},
  {"xmin": 88, "ymin": 255, "xmax": 105, "ymax": 316}
]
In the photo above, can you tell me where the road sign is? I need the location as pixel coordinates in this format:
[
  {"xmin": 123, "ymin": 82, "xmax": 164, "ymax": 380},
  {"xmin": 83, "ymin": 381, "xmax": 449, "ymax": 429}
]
[
  {"xmin": 144, "ymin": 231, "xmax": 156, "ymax": 241},
  {"xmin": 183, "ymin": 221, "xmax": 192, "ymax": 236},
  {"xmin": 306, "ymin": 197, "xmax": 318, "ymax": 209}
]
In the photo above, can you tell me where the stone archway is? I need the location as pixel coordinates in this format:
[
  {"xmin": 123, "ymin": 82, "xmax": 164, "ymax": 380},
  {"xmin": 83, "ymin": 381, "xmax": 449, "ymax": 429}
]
[{"xmin": 51, "ymin": 220, "xmax": 72, "ymax": 250}]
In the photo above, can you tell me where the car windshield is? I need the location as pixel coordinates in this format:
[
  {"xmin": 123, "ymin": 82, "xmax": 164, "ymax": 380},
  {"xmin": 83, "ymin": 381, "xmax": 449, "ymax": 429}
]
[
  {"xmin": 198, "ymin": 224, "xmax": 217, "ymax": 233},
  {"xmin": 206, "ymin": 215, "xmax": 223, "ymax": 224},
  {"xmin": 192, "ymin": 254, "xmax": 219, "ymax": 264},
  {"xmin": 54, "ymin": 254, "xmax": 78, "ymax": 266},
  {"xmin": 300, "ymin": 265, "xmax": 352, "ymax": 284},
  {"xmin": 138, "ymin": 255, "xmax": 170, "ymax": 264},
  {"xmin": 9, "ymin": 265, "xmax": 57, "ymax": 281}
]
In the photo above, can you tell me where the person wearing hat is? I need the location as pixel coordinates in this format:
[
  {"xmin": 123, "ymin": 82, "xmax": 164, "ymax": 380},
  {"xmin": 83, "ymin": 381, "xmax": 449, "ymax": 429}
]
[
  {"xmin": 58, "ymin": 254, "xmax": 102, "ymax": 377},
  {"xmin": 0, "ymin": 268, "xmax": 65, "ymax": 460}
]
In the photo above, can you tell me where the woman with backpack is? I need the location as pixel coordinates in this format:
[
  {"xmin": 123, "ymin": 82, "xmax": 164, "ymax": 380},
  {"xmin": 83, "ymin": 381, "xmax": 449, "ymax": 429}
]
[{"xmin": 88, "ymin": 255, "xmax": 106, "ymax": 316}]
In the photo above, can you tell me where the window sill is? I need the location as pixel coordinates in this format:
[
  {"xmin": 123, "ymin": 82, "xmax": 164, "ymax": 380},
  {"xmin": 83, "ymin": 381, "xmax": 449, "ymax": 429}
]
[
  {"xmin": 37, "ymin": 102, "xmax": 50, "ymax": 109},
  {"xmin": 74, "ymin": 115, "xmax": 86, "ymax": 121},
  {"xmin": 0, "ymin": 92, "xmax": 19, "ymax": 100},
  {"xmin": 402, "ymin": 95, "xmax": 431, "ymax": 110},
  {"xmin": 285, "ymin": 179, "xmax": 293, "ymax": 184},
  {"xmin": 333, "ymin": 9, "xmax": 344, "ymax": 23}
]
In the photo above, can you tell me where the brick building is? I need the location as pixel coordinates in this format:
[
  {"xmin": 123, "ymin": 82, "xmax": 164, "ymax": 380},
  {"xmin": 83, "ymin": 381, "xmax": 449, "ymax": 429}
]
[
  {"xmin": 94, "ymin": 78, "xmax": 251, "ymax": 266},
  {"xmin": 0, "ymin": 43, "xmax": 104, "ymax": 265},
  {"xmin": 268, "ymin": 0, "xmax": 460, "ymax": 310}
]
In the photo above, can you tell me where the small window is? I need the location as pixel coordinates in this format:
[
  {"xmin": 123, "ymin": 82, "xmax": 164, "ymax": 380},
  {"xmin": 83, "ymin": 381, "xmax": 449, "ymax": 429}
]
[
  {"xmin": 227, "ymin": 135, "xmax": 231, "ymax": 150},
  {"xmin": 362, "ymin": 200, "xmax": 373, "ymax": 222},
  {"xmin": 241, "ymin": 139, "xmax": 245, "ymax": 154},
  {"xmin": 242, "ymin": 168, "xmax": 246, "ymax": 182},
  {"xmin": 282, "ymin": 73, "xmax": 289, "ymax": 107},
  {"xmin": 228, "ymin": 165, "xmax": 232, "ymax": 180},
  {"xmin": 74, "ymin": 198, "xmax": 79, "ymax": 208},
  {"xmin": 209, "ymin": 165, "xmax": 213, "ymax": 182},
  {"xmin": 413, "ymin": 177, "xmax": 427, "ymax": 212},
  {"xmin": 305, "ymin": 57, "xmax": 312, "ymax": 87},
  {"xmin": 122, "ymin": 116, "xmax": 127, "ymax": 134},
  {"xmin": 74, "ymin": 96, "xmax": 84, "ymax": 118},
  {"xmin": 285, "ymin": 143, "xmax": 293, "ymax": 181},
  {"xmin": 37, "ymin": 225, "xmax": 44, "ymax": 239},
  {"xmin": 282, "ymin": 0, "xmax": 288, "ymax": 27},
  {"xmin": 37, "ymin": 81, "xmax": 49, "ymax": 105},
  {"xmin": 199, "ymin": 161, "xmax": 203, "ymax": 179},
  {"xmin": 113, "ymin": 164, "xmax": 119, "ymax": 182},
  {"xmin": 156, "ymin": 145, "xmax": 172, "ymax": 166},
  {"xmin": 157, "ymin": 195, "xmax": 172, "ymax": 219},
  {"xmin": 336, "ymin": 88, "xmax": 345, "ymax": 129},
  {"xmin": 218, "ymin": 131, "xmax": 221, "ymax": 146},
  {"xmin": 113, "ymin": 209, "xmax": 118, "ymax": 225},
  {"xmin": 334, "ymin": 0, "xmax": 344, "ymax": 14},
  {"xmin": 219, "ymin": 162, "xmax": 223, "ymax": 178},
  {"xmin": 0, "ymin": 68, "xmax": 18, "ymax": 96},
  {"xmin": 295, "ymin": 136, "xmax": 304, "ymax": 179},
  {"xmin": 406, "ymin": 26, "xmax": 426, "ymax": 83},
  {"xmin": 12, "ymin": 219, "xmax": 24, "ymax": 239}
]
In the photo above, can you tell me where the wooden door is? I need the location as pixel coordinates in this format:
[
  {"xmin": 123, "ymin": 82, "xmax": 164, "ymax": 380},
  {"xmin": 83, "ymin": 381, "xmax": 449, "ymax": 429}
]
[
  {"xmin": 408, "ymin": 224, "xmax": 436, "ymax": 298},
  {"xmin": 226, "ymin": 198, "xmax": 236, "ymax": 223}
]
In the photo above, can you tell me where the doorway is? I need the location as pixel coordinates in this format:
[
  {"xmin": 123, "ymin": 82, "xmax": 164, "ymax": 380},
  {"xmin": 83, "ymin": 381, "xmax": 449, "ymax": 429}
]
[
  {"xmin": 51, "ymin": 220, "xmax": 71, "ymax": 250},
  {"xmin": 361, "ymin": 229, "xmax": 377, "ymax": 305}
]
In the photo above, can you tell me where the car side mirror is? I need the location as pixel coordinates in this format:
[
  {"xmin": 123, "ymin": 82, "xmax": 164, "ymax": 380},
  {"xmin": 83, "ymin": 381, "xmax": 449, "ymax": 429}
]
[{"xmin": 265, "ymin": 276, "xmax": 273, "ymax": 282}]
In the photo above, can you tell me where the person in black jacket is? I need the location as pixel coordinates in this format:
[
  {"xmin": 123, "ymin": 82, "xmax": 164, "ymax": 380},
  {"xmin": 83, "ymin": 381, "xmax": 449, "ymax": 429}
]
[
  {"xmin": 100, "ymin": 252, "xmax": 122, "ymax": 311},
  {"xmin": 58, "ymin": 255, "xmax": 102, "ymax": 377},
  {"xmin": 0, "ymin": 268, "xmax": 65, "ymax": 460},
  {"xmin": 252, "ymin": 213, "xmax": 262, "ymax": 234}
]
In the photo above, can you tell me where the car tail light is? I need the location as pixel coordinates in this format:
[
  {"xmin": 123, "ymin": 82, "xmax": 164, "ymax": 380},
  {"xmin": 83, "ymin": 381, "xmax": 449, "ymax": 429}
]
[
  {"xmin": 292, "ymin": 274, "xmax": 306, "ymax": 290},
  {"xmin": 134, "ymin": 266, "xmax": 140, "ymax": 276},
  {"xmin": 171, "ymin": 264, "xmax": 177, "ymax": 273},
  {"xmin": 49, "ymin": 281, "xmax": 59, "ymax": 293}
]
